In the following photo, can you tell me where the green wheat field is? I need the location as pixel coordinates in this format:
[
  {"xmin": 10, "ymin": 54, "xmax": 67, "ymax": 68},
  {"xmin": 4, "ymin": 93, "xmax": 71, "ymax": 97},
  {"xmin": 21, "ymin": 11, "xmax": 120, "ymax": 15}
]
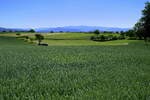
[{"xmin": 0, "ymin": 33, "xmax": 150, "ymax": 100}]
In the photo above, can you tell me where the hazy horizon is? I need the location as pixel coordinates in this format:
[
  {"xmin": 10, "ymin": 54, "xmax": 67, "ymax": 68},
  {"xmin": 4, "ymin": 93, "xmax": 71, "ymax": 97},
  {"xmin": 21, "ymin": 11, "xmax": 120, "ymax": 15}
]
[
  {"xmin": 1, "ymin": 25, "xmax": 132, "ymax": 29},
  {"xmin": 0, "ymin": 0, "xmax": 149, "ymax": 28}
]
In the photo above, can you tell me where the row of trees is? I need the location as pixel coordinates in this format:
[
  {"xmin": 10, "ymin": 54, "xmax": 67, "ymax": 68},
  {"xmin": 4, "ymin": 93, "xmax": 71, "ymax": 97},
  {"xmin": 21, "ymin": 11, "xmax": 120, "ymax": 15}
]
[
  {"xmin": 91, "ymin": 30, "xmax": 125, "ymax": 41},
  {"xmin": 133, "ymin": 2, "xmax": 150, "ymax": 41},
  {"xmin": 17, "ymin": 33, "xmax": 44, "ymax": 45},
  {"xmin": 91, "ymin": 2, "xmax": 150, "ymax": 42},
  {"xmin": 122, "ymin": 2, "xmax": 150, "ymax": 41}
]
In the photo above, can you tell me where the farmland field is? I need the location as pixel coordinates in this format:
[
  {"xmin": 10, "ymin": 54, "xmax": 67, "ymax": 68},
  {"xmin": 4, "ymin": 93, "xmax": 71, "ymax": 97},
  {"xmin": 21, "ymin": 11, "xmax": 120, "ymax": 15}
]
[
  {"xmin": 0, "ymin": 32, "xmax": 136, "ymax": 46},
  {"xmin": 0, "ymin": 34, "xmax": 150, "ymax": 100}
]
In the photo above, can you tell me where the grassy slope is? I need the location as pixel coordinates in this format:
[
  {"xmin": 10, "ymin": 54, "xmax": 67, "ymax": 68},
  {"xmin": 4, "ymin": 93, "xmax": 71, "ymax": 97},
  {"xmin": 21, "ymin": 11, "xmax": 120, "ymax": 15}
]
[
  {"xmin": 0, "ymin": 33, "xmax": 118, "ymax": 39},
  {"xmin": 0, "ymin": 36, "xmax": 150, "ymax": 100},
  {"xmin": 0, "ymin": 32, "xmax": 138, "ymax": 46},
  {"xmin": 0, "ymin": 36, "xmax": 28, "ymax": 45}
]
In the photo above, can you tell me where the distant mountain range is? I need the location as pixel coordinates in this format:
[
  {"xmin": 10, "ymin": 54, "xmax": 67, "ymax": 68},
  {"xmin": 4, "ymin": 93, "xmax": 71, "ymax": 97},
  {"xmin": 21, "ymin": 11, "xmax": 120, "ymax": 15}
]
[
  {"xmin": 0, "ymin": 27, "xmax": 30, "ymax": 32},
  {"xmin": 0, "ymin": 26, "xmax": 131, "ymax": 33},
  {"xmin": 35, "ymin": 26, "xmax": 131, "ymax": 32}
]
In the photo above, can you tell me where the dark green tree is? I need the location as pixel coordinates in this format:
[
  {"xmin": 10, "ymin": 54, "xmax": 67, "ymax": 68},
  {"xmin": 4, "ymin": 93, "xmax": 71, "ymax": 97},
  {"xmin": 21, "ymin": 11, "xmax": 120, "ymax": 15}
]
[
  {"xmin": 35, "ymin": 34, "xmax": 44, "ymax": 45},
  {"xmin": 50, "ymin": 31, "xmax": 54, "ymax": 33},
  {"xmin": 94, "ymin": 30, "xmax": 100, "ymax": 37},
  {"xmin": 134, "ymin": 22, "xmax": 144, "ymax": 40},
  {"xmin": 28, "ymin": 29, "xmax": 35, "ymax": 33},
  {"xmin": 124, "ymin": 30, "xmax": 136, "ymax": 37},
  {"xmin": 100, "ymin": 35, "xmax": 105, "ymax": 41},
  {"xmin": 135, "ymin": 2, "xmax": 150, "ymax": 41}
]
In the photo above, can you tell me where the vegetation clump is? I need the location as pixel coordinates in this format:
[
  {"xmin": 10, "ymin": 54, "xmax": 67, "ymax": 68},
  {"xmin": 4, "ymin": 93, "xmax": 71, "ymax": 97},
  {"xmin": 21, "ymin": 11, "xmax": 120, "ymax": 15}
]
[{"xmin": 35, "ymin": 34, "xmax": 45, "ymax": 45}]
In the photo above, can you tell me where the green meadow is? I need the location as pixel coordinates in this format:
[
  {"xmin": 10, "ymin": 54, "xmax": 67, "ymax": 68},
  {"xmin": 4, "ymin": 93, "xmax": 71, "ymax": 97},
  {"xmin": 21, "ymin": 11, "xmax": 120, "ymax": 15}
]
[
  {"xmin": 0, "ymin": 33, "xmax": 150, "ymax": 100},
  {"xmin": 0, "ymin": 32, "xmax": 135, "ymax": 46}
]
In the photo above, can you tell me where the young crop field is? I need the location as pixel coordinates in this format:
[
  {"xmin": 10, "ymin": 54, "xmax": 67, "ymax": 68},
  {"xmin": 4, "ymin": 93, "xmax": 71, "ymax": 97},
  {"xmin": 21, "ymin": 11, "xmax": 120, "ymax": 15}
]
[
  {"xmin": 0, "ymin": 32, "xmax": 137, "ymax": 46},
  {"xmin": 0, "ymin": 35, "xmax": 150, "ymax": 100}
]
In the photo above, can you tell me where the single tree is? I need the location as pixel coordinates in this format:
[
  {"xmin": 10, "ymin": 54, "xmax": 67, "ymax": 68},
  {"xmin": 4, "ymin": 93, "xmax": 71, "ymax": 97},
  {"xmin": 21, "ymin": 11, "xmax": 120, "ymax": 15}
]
[
  {"xmin": 28, "ymin": 29, "xmax": 35, "ymax": 33},
  {"xmin": 94, "ymin": 30, "xmax": 100, "ymax": 37},
  {"xmin": 50, "ymin": 31, "xmax": 54, "ymax": 33},
  {"xmin": 35, "ymin": 34, "xmax": 44, "ymax": 45}
]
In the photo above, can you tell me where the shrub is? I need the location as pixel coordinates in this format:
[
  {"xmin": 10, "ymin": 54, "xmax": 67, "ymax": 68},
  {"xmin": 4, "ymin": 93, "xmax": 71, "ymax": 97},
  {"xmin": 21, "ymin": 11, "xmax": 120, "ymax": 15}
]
[
  {"xmin": 16, "ymin": 33, "xmax": 21, "ymax": 36},
  {"xmin": 100, "ymin": 35, "xmax": 106, "ymax": 41},
  {"xmin": 112, "ymin": 36, "xmax": 118, "ymax": 40},
  {"xmin": 90, "ymin": 36, "xmax": 95, "ymax": 40}
]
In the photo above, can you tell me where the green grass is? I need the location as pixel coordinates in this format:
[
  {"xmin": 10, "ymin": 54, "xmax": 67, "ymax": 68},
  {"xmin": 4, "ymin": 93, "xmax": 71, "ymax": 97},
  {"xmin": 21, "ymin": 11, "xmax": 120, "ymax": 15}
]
[
  {"xmin": 43, "ymin": 40, "xmax": 138, "ymax": 46},
  {"xmin": 0, "ymin": 32, "xmax": 139, "ymax": 46},
  {"xmin": 0, "ymin": 32, "xmax": 93, "ymax": 40},
  {"xmin": 0, "ymin": 36, "xmax": 28, "ymax": 45},
  {"xmin": 0, "ymin": 36, "xmax": 150, "ymax": 100},
  {"xmin": 45, "ymin": 33, "xmax": 93, "ymax": 39}
]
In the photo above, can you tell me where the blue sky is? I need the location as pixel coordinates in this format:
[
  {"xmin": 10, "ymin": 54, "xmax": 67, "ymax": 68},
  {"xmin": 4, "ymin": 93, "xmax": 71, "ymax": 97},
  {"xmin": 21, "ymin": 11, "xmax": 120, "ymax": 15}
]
[{"xmin": 0, "ymin": 0, "xmax": 149, "ymax": 28}]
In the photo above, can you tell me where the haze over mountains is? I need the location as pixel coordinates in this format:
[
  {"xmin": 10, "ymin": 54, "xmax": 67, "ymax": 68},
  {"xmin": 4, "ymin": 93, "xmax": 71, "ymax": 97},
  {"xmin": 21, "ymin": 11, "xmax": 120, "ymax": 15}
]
[
  {"xmin": 0, "ymin": 26, "xmax": 131, "ymax": 32},
  {"xmin": 0, "ymin": 27, "xmax": 30, "ymax": 32}
]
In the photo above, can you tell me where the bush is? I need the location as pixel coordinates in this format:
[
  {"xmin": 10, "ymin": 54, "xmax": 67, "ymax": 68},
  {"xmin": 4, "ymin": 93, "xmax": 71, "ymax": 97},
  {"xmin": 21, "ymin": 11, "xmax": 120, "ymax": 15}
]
[
  {"xmin": 112, "ymin": 36, "xmax": 118, "ymax": 40},
  {"xmin": 99, "ymin": 35, "xmax": 106, "ymax": 41},
  {"xmin": 107, "ymin": 35, "xmax": 114, "ymax": 40},
  {"xmin": 16, "ymin": 33, "xmax": 21, "ymax": 36},
  {"xmin": 90, "ymin": 34, "xmax": 126, "ymax": 41},
  {"xmin": 90, "ymin": 36, "xmax": 95, "ymax": 40}
]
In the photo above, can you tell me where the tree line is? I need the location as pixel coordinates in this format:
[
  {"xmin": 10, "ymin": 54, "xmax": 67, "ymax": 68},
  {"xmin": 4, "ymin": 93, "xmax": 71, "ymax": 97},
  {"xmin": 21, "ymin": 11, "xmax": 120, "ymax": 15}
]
[
  {"xmin": 91, "ymin": 2, "xmax": 150, "ymax": 42},
  {"xmin": 132, "ymin": 2, "xmax": 150, "ymax": 41}
]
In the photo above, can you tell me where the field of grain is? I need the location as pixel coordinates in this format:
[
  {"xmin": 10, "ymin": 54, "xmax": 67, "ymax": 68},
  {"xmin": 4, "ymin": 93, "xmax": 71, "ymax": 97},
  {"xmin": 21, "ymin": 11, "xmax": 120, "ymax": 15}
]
[
  {"xmin": 0, "ymin": 36, "xmax": 150, "ymax": 100},
  {"xmin": 0, "ymin": 32, "xmax": 137, "ymax": 46}
]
